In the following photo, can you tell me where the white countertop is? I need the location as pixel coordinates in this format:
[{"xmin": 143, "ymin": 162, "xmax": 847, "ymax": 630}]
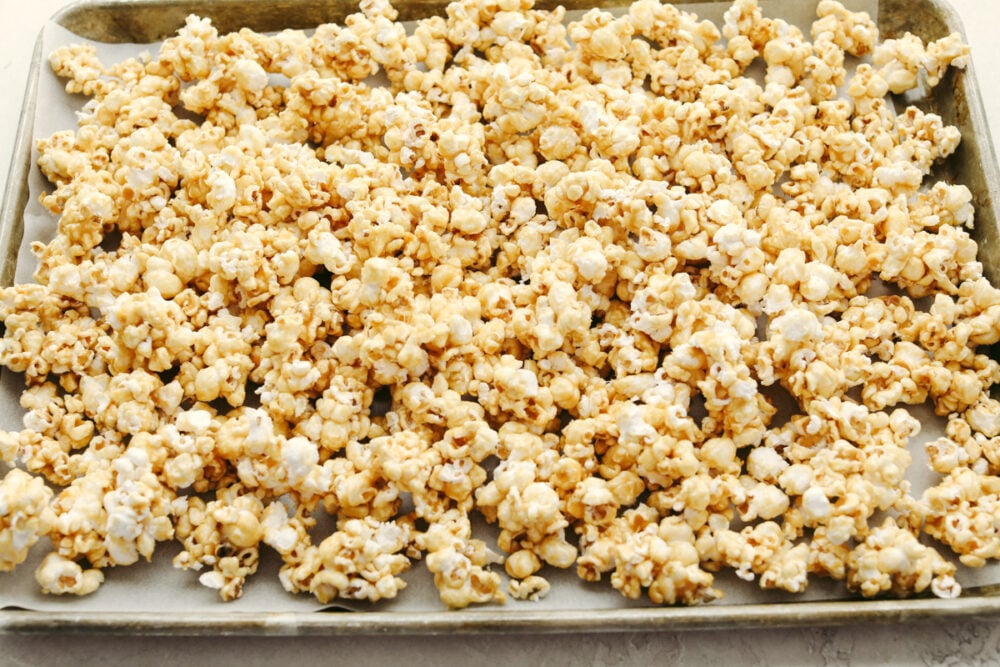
[{"xmin": 2, "ymin": 1, "xmax": 1000, "ymax": 664}]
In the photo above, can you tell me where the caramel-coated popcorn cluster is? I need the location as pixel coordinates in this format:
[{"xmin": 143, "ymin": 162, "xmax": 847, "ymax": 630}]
[{"xmin": 0, "ymin": 0, "xmax": 993, "ymax": 608}]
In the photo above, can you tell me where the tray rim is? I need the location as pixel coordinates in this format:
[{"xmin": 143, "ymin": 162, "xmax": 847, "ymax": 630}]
[
  {"xmin": 3, "ymin": 0, "xmax": 1000, "ymax": 635},
  {"xmin": 4, "ymin": 594, "xmax": 1000, "ymax": 636}
]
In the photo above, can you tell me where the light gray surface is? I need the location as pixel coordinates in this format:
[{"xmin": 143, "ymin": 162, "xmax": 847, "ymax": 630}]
[
  {"xmin": 0, "ymin": 623, "xmax": 998, "ymax": 666},
  {"xmin": 2, "ymin": 622, "xmax": 1000, "ymax": 666},
  {"xmin": 2, "ymin": 0, "xmax": 1000, "ymax": 663}
]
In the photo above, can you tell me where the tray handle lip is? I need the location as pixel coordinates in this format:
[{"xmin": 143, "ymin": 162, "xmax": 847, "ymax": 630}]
[
  {"xmin": 46, "ymin": 0, "xmax": 333, "ymax": 44},
  {"xmin": 0, "ymin": 31, "xmax": 43, "ymax": 289},
  {"xmin": 2, "ymin": 595, "xmax": 1000, "ymax": 636},
  {"xmin": 48, "ymin": 0, "xmax": 278, "ymax": 28}
]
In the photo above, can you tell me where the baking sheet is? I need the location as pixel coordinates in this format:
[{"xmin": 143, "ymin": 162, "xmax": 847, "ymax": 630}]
[{"xmin": 3, "ymin": 0, "xmax": 1000, "ymax": 632}]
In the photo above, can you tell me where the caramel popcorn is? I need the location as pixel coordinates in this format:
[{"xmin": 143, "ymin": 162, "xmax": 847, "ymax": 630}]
[
  {"xmin": 0, "ymin": 469, "xmax": 55, "ymax": 571},
  {"xmin": 0, "ymin": 0, "xmax": 991, "ymax": 610}
]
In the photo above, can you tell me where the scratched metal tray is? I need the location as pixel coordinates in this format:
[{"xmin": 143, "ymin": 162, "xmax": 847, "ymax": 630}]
[{"xmin": 2, "ymin": 0, "xmax": 1000, "ymax": 635}]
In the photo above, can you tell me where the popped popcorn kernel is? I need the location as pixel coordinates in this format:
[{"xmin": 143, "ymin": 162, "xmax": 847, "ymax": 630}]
[
  {"xmin": 35, "ymin": 552, "xmax": 105, "ymax": 596},
  {"xmin": 0, "ymin": 469, "xmax": 55, "ymax": 571}
]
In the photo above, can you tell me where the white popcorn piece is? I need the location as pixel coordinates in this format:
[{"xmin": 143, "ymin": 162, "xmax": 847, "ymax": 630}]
[
  {"xmin": 0, "ymin": 469, "xmax": 55, "ymax": 571},
  {"xmin": 35, "ymin": 552, "xmax": 104, "ymax": 596}
]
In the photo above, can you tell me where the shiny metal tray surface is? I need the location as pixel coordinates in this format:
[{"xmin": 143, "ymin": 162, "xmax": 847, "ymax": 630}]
[{"xmin": 2, "ymin": 0, "xmax": 1000, "ymax": 635}]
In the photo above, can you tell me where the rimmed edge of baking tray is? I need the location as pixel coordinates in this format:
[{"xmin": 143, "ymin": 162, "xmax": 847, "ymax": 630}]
[
  {"xmin": 3, "ymin": 593, "xmax": 1000, "ymax": 636},
  {"xmin": 0, "ymin": 33, "xmax": 41, "ymax": 289},
  {"xmin": 2, "ymin": 0, "xmax": 1000, "ymax": 635}
]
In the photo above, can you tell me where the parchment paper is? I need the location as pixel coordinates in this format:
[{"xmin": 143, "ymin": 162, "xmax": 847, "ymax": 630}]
[{"xmin": 5, "ymin": 0, "xmax": 998, "ymax": 616}]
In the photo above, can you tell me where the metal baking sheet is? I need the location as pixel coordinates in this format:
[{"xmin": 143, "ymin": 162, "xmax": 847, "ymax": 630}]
[{"xmin": 2, "ymin": 0, "xmax": 1000, "ymax": 635}]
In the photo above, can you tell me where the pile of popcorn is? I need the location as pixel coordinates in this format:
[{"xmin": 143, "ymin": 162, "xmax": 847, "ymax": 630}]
[{"xmin": 0, "ymin": 0, "xmax": 992, "ymax": 609}]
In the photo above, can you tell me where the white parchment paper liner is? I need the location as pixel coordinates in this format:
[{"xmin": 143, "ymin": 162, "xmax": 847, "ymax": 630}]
[{"xmin": 4, "ymin": 0, "xmax": 999, "ymax": 616}]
